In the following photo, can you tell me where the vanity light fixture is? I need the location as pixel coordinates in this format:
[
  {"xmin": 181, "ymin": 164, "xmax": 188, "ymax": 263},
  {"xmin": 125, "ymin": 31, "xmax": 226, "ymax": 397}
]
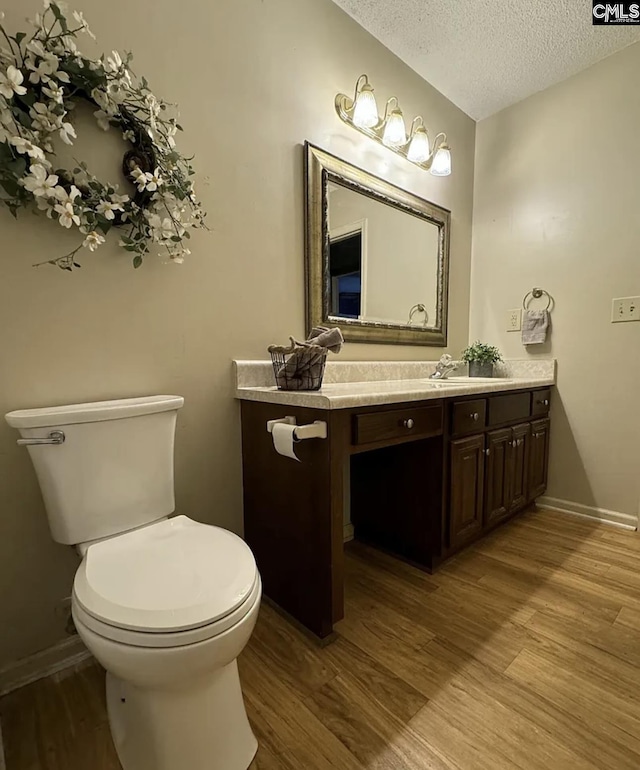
[
  {"xmin": 335, "ymin": 74, "xmax": 451, "ymax": 176},
  {"xmin": 352, "ymin": 76, "xmax": 379, "ymax": 128},
  {"xmin": 382, "ymin": 98, "xmax": 407, "ymax": 148}
]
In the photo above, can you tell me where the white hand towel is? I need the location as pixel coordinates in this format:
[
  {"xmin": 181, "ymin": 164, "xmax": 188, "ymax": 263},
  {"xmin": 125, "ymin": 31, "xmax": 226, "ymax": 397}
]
[{"xmin": 522, "ymin": 310, "xmax": 550, "ymax": 345}]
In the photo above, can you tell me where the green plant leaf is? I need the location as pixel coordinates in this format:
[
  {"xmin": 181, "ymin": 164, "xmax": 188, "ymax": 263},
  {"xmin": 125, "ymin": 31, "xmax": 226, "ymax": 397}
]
[{"xmin": 133, "ymin": 255, "xmax": 142, "ymax": 268}]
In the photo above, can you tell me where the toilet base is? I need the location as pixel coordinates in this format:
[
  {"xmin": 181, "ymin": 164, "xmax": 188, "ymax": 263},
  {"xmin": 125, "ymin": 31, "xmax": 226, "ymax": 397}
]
[{"xmin": 106, "ymin": 660, "xmax": 258, "ymax": 770}]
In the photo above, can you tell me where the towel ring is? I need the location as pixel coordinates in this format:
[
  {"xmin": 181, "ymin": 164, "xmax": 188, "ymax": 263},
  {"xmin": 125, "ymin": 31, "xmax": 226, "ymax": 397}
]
[
  {"xmin": 408, "ymin": 303, "xmax": 429, "ymax": 327},
  {"xmin": 522, "ymin": 287, "xmax": 553, "ymax": 311}
]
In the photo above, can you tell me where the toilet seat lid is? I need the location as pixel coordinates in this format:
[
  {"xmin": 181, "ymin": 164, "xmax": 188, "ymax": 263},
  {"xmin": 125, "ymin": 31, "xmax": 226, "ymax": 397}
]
[{"xmin": 73, "ymin": 516, "xmax": 258, "ymax": 633}]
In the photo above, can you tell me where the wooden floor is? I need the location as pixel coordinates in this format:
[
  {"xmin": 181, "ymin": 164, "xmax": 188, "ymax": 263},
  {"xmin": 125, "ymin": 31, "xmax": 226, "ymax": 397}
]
[{"xmin": 3, "ymin": 509, "xmax": 640, "ymax": 769}]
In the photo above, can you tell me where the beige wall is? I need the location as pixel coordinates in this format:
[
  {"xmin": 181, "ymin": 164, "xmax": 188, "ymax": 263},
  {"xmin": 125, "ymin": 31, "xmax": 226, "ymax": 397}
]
[
  {"xmin": 470, "ymin": 42, "xmax": 640, "ymax": 519},
  {"xmin": 0, "ymin": 0, "xmax": 475, "ymax": 667}
]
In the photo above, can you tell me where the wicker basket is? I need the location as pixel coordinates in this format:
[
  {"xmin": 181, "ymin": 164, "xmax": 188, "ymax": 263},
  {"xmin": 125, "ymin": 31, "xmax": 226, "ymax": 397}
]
[{"xmin": 269, "ymin": 342, "xmax": 328, "ymax": 391}]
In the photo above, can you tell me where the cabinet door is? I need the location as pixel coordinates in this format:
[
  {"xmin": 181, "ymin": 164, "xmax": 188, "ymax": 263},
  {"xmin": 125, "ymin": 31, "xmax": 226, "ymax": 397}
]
[
  {"xmin": 510, "ymin": 422, "xmax": 531, "ymax": 511},
  {"xmin": 484, "ymin": 428, "xmax": 512, "ymax": 527},
  {"xmin": 529, "ymin": 419, "xmax": 550, "ymax": 500},
  {"xmin": 450, "ymin": 434, "xmax": 485, "ymax": 548}
]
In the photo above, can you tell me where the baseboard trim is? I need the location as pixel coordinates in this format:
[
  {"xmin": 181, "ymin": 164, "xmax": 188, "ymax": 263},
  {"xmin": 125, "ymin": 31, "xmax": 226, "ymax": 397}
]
[
  {"xmin": 343, "ymin": 523, "xmax": 354, "ymax": 543},
  {"xmin": 539, "ymin": 496, "xmax": 638, "ymax": 531},
  {"xmin": 0, "ymin": 636, "xmax": 91, "ymax": 697}
]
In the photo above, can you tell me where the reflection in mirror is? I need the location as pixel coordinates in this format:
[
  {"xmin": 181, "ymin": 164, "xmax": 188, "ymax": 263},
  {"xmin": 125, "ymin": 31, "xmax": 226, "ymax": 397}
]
[
  {"xmin": 305, "ymin": 143, "xmax": 450, "ymax": 346},
  {"xmin": 328, "ymin": 183, "xmax": 440, "ymax": 328}
]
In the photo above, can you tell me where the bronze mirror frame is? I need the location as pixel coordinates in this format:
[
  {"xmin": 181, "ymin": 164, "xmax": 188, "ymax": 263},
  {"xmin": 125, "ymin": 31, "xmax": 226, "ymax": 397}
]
[{"xmin": 304, "ymin": 142, "xmax": 451, "ymax": 347}]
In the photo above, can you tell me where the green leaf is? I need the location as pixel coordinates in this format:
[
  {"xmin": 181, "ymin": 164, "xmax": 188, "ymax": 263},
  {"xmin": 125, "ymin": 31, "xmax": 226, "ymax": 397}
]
[
  {"xmin": 133, "ymin": 255, "xmax": 143, "ymax": 268},
  {"xmin": 51, "ymin": 3, "xmax": 69, "ymax": 33},
  {"xmin": 14, "ymin": 32, "xmax": 26, "ymax": 45}
]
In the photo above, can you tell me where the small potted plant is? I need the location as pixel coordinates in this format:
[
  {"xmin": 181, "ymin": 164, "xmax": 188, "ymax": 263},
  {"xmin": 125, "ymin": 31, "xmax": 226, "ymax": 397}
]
[{"xmin": 461, "ymin": 341, "xmax": 503, "ymax": 378}]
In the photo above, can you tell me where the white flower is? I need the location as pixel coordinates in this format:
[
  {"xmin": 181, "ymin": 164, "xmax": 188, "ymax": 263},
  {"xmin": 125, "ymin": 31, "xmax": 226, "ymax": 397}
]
[
  {"xmin": 82, "ymin": 230, "xmax": 105, "ymax": 251},
  {"xmin": 54, "ymin": 184, "xmax": 81, "ymax": 206},
  {"xmin": 28, "ymin": 53, "xmax": 59, "ymax": 84},
  {"xmin": 10, "ymin": 136, "xmax": 46, "ymax": 161},
  {"xmin": 106, "ymin": 81, "xmax": 126, "ymax": 104},
  {"xmin": 26, "ymin": 40, "xmax": 46, "ymax": 58},
  {"xmin": 148, "ymin": 213, "xmax": 174, "ymax": 241},
  {"xmin": 59, "ymin": 122, "xmax": 76, "ymax": 145},
  {"xmin": 171, "ymin": 248, "xmax": 190, "ymax": 264},
  {"xmin": 110, "ymin": 192, "xmax": 129, "ymax": 207},
  {"xmin": 144, "ymin": 168, "xmax": 163, "ymax": 192},
  {"xmin": 22, "ymin": 164, "xmax": 58, "ymax": 198},
  {"xmin": 131, "ymin": 166, "xmax": 148, "ymax": 192},
  {"xmin": 54, "ymin": 201, "xmax": 80, "ymax": 228},
  {"xmin": 96, "ymin": 199, "xmax": 122, "ymax": 220},
  {"xmin": 41, "ymin": 82, "xmax": 64, "ymax": 103},
  {"xmin": 30, "ymin": 102, "xmax": 59, "ymax": 132},
  {"xmin": 93, "ymin": 110, "xmax": 111, "ymax": 131},
  {"xmin": 0, "ymin": 66, "xmax": 27, "ymax": 99},
  {"xmin": 106, "ymin": 50, "xmax": 122, "ymax": 73},
  {"xmin": 91, "ymin": 87, "xmax": 116, "ymax": 116},
  {"xmin": 122, "ymin": 129, "xmax": 135, "ymax": 142}
]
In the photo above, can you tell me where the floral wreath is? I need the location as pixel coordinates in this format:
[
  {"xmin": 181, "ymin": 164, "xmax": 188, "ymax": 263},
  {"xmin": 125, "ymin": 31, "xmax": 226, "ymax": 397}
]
[{"xmin": 0, "ymin": 1, "xmax": 206, "ymax": 269}]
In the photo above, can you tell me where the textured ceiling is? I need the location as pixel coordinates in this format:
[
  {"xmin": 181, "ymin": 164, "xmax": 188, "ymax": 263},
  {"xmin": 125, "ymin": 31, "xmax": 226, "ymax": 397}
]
[{"xmin": 331, "ymin": 0, "xmax": 640, "ymax": 119}]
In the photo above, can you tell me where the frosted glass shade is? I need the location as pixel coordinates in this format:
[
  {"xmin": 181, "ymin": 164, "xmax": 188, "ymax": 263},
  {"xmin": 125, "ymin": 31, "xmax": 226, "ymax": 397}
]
[
  {"xmin": 382, "ymin": 109, "xmax": 407, "ymax": 148},
  {"xmin": 430, "ymin": 146, "xmax": 452, "ymax": 176},
  {"xmin": 353, "ymin": 85, "xmax": 379, "ymax": 129},
  {"xmin": 407, "ymin": 127, "xmax": 430, "ymax": 163}
]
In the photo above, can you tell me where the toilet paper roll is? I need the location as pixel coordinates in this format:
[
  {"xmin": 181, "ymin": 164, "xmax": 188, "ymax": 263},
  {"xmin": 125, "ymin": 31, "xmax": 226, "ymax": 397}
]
[{"xmin": 272, "ymin": 422, "xmax": 300, "ymax": 461}]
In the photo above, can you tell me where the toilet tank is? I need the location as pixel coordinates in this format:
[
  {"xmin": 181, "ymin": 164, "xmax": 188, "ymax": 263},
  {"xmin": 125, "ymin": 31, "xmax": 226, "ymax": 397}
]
[{"xmin": 5, "ymin": 395, "xmax": 184, "ymax": 545}]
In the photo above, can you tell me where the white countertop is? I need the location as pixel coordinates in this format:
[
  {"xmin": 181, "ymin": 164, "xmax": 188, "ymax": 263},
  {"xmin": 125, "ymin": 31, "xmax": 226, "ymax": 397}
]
[{"xmin": 235, "ymin": 374, "xmax": 555, "ymax": 410}]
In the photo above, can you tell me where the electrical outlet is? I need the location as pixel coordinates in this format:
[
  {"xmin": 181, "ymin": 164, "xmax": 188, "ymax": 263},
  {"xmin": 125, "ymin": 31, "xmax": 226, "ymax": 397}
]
[
  {"xmin": 507, "ymin": 308, "xmax": 522, "ymax": 332},
  {"xmin": 611, "ymin": 297, "xmax": 640, "ymax": 323}
]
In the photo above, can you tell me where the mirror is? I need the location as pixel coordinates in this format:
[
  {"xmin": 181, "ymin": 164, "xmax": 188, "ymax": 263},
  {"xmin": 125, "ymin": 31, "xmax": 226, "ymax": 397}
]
[{"xmin": 305, "ymin": 143, "xmax": 450, "ymax": 346}]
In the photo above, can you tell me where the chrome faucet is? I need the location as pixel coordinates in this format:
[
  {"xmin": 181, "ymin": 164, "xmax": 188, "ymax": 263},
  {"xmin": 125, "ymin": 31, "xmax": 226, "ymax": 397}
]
[{"xmin": 430, "ymin": 354, "xmax": 460, "ymax": 380}]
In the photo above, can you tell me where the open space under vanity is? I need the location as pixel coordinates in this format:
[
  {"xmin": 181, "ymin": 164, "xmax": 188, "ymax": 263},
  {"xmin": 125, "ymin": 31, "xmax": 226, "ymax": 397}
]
[{"xmin": 236, "ymin": 359, "xmax": 555, "ymax": 639}]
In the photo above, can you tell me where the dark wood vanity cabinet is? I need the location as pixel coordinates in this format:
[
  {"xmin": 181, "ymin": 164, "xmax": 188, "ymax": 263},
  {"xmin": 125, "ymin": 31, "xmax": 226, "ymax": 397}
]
[
  {"xmin": 447, "ymin": 394, "xmax": 550, "ymax": 552},
  {"xmin": 529, "ymin": 418, "xmax": 550, "ymax": 499},
  {"xmin": 240, "ymin": 386, "xmax": 551, "ymax": 641},
  {"xmin": 449, "ymin": 435, "xmax": 485, "ymax": 547}
]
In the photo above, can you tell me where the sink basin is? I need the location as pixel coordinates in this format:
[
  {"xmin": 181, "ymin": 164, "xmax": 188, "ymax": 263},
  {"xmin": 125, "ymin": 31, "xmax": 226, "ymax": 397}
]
[{"xmin": 425, "ymin": 376, "xmax": 512, "ymax": 384}]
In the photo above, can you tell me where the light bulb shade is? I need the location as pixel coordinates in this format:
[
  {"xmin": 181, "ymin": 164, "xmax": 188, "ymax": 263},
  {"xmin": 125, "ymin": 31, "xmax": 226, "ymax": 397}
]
[
  {"xmin": 382, "ymin": 109, "xmax": 407, "ymax": 148},
  {"xmin": 430, "ymin": 145, "xmax": 451, "ymax": 176},
  {"xmin": 353, "ymin": 84, "xmax": 379, "ymax": 129},
  {"xmin": 407, "ymin": 127, "xmax": 430, "ymax": 163}
]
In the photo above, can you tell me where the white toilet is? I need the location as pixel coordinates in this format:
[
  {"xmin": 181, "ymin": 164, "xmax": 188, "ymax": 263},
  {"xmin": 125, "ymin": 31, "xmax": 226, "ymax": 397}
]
[{"xmin": 5, "ymin": 395, "xmax": 261, "ymax": 770}]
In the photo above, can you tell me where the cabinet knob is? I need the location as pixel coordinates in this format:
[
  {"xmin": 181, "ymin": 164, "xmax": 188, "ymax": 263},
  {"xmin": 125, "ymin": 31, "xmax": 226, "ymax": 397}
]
[
  {"xmin": 544, "ymin": 400, "xmax": 549, "ymax": 406},
  {"xmin": 470, "ymin": 412, "xmax": 479, "ymax": 421},
  {"xmin": 512, "ymin": 439, "xmax": 517, "ymax": 448},
  {"xmin": 404, "ymin": 418, "xmax": 414, "ymax": 429},
  {"xmin": 484, "ymin": 448, "xmax": 491, "ymax": 456},
  {"xmin": 538, "ymin": 399, "xmax": 549, "ymax": 406}
]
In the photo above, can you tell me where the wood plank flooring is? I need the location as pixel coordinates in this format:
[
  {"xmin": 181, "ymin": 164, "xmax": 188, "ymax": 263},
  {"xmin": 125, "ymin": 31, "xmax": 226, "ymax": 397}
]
[{"xmin": 2, "ymin": 509, "xmax": 640, "ymax": 769}]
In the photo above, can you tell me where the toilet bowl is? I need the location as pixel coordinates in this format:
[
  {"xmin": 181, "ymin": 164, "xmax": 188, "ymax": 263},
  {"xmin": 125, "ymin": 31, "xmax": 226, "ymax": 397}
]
[{"xmin": 5, "ymin": 396, "xmax": 261, "ymax": 770}]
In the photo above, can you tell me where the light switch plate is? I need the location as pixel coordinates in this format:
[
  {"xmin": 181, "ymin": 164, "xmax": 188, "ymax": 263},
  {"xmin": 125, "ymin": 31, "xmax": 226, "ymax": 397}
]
[
  {"xmin": 611, "ymin": 297, "xmax": 640, "ymax": 323},
  {"xmin": 507, "ymin": 308, "xmax": 522, "ymax": 332}
]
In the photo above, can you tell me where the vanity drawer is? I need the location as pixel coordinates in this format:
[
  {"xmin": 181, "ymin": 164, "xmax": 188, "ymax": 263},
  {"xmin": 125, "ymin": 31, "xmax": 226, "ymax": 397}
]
[
  {"xmin": 488, "ymin": 393, "xmax": 531, "ymax": 426},
  {"xmin": 353, "ymin": 404, "xmax": 443, "ymax": 446},
  {"xmin": 452, "ymin": 399, "xmax": 487, "ymax": 435},
  {"xmin": 532, "ymin": 389, "xmax": 551, "ymax": 416}
]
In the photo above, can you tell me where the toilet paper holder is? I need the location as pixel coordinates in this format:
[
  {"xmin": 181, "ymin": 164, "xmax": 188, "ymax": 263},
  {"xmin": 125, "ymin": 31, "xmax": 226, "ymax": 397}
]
[{"xmin": 266, "ymin": 416, "xmax": 327, "ymax": 441}]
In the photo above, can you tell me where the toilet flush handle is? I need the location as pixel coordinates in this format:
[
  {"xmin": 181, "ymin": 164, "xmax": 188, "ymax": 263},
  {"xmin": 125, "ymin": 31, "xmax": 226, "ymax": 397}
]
[{"xmin": 17, "ymin": 430, "xmax": 65, "ymax": 446}]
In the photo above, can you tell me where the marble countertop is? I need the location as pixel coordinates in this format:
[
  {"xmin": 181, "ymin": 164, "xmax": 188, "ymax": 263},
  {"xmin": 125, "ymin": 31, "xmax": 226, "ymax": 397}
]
[{"xmin": 234, "ymin": 359, "xmax": 556, "ymax": 410}]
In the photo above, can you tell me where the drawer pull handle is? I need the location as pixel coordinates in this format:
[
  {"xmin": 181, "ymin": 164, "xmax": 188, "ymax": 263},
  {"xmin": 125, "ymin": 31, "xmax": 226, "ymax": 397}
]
[
  {"xmin": 512, "ymin": 439, "xmax": 517, "ymax": 448},
  {"xmin": 403, "ymin": 418, "xmax": 415, "ymax": 429},
  {"xmin": 537, "ymin": 399, "xmax": 549, "ymax": 406},
  {"xmin": 470, "ymin": 412, "xmax": 479, "ymax": 421},
  {"xmin": 484, "ymin": 448, "xmax": 491, "ymax": 456}
]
